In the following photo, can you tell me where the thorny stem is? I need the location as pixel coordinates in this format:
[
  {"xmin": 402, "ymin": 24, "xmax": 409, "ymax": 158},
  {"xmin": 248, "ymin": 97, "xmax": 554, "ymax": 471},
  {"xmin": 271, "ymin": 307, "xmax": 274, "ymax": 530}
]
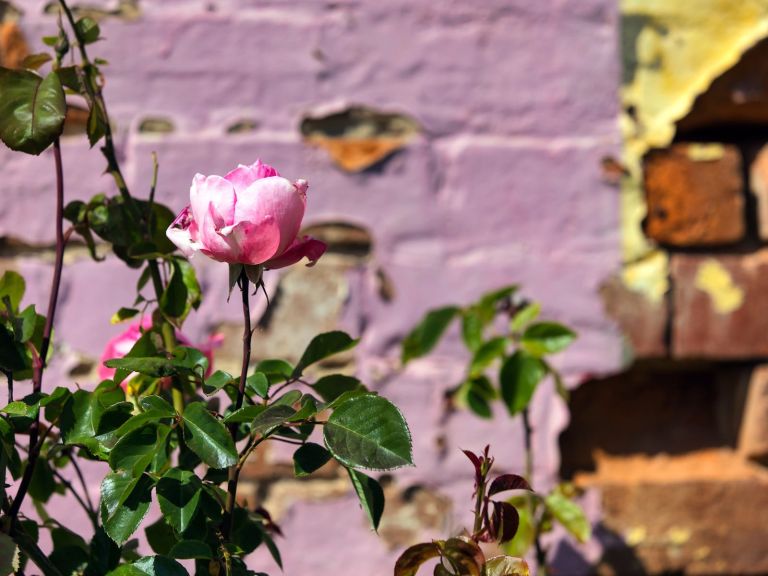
[
  {"xmin": 223, "ymin": 270, "xmax": 253, "ymax": 540},
  {"xmin": 8, "ymin": 139, "xmax": 67, "ymax": 525},
  {"xmin": 522, "ymin": 407, "xmax": 548, "ymax": 575}
]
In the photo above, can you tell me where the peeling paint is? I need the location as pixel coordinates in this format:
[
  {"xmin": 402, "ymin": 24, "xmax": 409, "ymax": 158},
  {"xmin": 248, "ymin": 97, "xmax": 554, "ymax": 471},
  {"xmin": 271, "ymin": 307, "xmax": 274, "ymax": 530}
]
[
  {"xmin": 686, "ymin": 143, "xmax": 725, "ymax": 162},
  {"xmin": 694, "ymin": 259, "xmax": 744, "ymax": 314},
  {"xmin": 666, "ymin": 526, "xmax": 692, "ymax": 546},
  {"xmin": 620, "ymin": 0, "xmax": 768, "ymax": 296},
  {"xmin": 621, "ymin": 251, "xmax": 669, "ymax": 304},
  {"xmin": 626, "ymin": 525, "xmax": 647, "ymax": 546}
]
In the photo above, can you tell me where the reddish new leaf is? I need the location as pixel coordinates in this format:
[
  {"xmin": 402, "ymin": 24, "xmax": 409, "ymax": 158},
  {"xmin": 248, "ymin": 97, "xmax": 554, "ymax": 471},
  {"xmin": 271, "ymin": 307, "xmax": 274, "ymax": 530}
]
[{"xmin": 488, "ymin": 474, "xmax": 531, "ymax": 497}]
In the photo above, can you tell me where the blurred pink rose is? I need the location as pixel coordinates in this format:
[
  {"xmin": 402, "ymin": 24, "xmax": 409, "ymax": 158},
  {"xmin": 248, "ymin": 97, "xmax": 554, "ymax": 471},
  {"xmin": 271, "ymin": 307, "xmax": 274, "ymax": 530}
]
[
  {"xmin": 99, "ymin": 317, "xmax": 222, "ymax": 383},
  {"xmin": 166, "ymin": 160, "xmax": 326, "ymax": 269}
]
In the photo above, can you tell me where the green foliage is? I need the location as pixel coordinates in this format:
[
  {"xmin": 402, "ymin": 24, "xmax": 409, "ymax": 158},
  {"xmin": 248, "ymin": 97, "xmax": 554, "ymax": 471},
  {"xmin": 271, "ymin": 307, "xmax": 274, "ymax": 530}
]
[
  {"xmin": 0, "ymin": 68, "xmax": 65, "ymax": 155},
  {"xmin": 324, "ymin": 394, "xmax": 413, "ymax": 470},
  {"xmin": 0, "ymin": 8, "xmax": 415, "ymax": 575},
  {"xmin": 402, "ymin": 288, "xmax": 585, "ymax": 570},
  {"xmin": 401, "ymin": 306, "xmax": 460, "ymax": 364}
]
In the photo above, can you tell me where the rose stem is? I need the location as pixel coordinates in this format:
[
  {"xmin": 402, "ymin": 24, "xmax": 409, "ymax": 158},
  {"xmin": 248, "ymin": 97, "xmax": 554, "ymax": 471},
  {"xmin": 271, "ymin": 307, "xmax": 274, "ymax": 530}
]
[
  {"xmin": 223, "ymin": 269, "xmax": 253, "ymax": 539},
  {"xmin": 522, "ymin": 407, "xmax": 548, "ymax": 574},
  {"xmin": 8, "ymin": 138, "xmax": 66, "ymax": 524}
]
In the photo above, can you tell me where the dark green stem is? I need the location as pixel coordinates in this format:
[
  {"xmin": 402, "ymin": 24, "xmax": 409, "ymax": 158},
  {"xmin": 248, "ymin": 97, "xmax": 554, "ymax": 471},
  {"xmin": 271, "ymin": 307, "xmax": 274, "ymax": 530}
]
[
  {"xmin": 522, "ymin": 407, "xmax": 547, "ymax": 575},
  {"xmin": 8, "ymin": 138, "xmax": 66, "ymax": 525},
  {"xmin": 223, "ymin": 270, "xmax": 252, "ymax": 540}
]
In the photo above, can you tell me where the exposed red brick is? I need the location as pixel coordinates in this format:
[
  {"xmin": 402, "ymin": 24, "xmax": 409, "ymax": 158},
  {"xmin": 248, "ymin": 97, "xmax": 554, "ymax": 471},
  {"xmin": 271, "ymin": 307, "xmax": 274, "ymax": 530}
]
[
  {"xmin": 643, "ymin": 144, "xmax": 744, "ymax": 246},
  {"xmin": 582, "ymin": 451, "xmax": 768, "ymax": 575},
  {"xmin": 739, "ymin": 365, "xmax": 768, "ymax": 465},
  {"xmin": 749, "ymin": 143, "xmax": 768, "ymax": 241},
  {"xmin": 600, "ymin": 275, "xmax": 668, "ymax": 358},
  {"xmin": 671, "ymin": 251, "xmax": 768, "ymax": 358},
  {"xmin": 0, "ymin": 21, "xmax": 28, "ymax": 69}
]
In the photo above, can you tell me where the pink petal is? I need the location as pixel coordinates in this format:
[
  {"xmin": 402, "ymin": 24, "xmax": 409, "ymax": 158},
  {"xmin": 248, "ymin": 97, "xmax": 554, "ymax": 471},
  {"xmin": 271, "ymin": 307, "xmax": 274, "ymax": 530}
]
[
  {"xmin": 189, "ymin": 174, "xmax": 236, "ymax": 235},
  {"xmin": 199, "ymin": 204, "xmax": 241, "ymax": 263},
  {"xmin": 234, "ymin": 177, "xmax": 307, "ymax": 256},
  {"xmin": 265, "ymin": 235, "xmax": 327, "ymax": 270},
  {"xmin": 166, "ymin": 206, "xmax": 202, "ymax": 258},
  {"xmin": 218, "ymin": 214, "xmax": 282, "ymax": 265},
  {"xmin": 224, "ymin": 160, "xmax": 280, "ymax": 195}
]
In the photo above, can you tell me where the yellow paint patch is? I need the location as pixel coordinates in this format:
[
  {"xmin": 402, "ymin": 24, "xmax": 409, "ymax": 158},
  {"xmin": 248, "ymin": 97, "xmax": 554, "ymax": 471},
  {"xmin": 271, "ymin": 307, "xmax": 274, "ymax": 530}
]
[
  {"xmin": 626, "ymin": 525, "xmax": 647, "ymax": 546},
  {"xmin": 621, "ymin": 251, "xmax": 669, "ymax": 303},
  {"xmin": 694, "ymin": 260, "xmax": 744, "ymax": 314},
  {"xmin": 666, "ymin": 526, "xmax": 692, "ymax": 546},
  {"xmin": 686, "ymin": 143, "xmax": 725, "ymax": 161},
  {"xmin": 620, "ymin": 1, "xmax": 768, "ymax": 297}
]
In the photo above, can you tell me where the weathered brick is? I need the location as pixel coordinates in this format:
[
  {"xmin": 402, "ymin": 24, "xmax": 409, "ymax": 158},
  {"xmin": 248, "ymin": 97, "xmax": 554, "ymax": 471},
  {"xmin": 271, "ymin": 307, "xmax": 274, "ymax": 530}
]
[
  {"xmin": 749, "ymin": 143, "xmax": 768, "ymax": 241},
  {"xmin": 600, "ymin": 274, "xmax": 668, "ymax": 358},
  {"xmin": 671, "ymin": 250, "xmax": 768, "ymax": 358},
  {"xmin": 671, "ymin": 252, "xmax": 768, "ymax": 358},
  {"xmin": 643, "ymin": 144, "xmax": 745, "ymax": 246},
  {"xmin": 739, "ymin": 365, "xmax": 768, "ymax": 464},
  {"xmin": 583, "ymin": 451, "xmax": 768, "ymax": 575}
]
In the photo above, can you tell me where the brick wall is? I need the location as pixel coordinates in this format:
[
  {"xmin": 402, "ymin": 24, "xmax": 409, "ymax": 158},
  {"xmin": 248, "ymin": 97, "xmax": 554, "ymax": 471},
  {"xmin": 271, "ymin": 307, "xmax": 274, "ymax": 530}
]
[{"xmin": 0, "ymin": 1, "xmax": 621, "ymax": 574}]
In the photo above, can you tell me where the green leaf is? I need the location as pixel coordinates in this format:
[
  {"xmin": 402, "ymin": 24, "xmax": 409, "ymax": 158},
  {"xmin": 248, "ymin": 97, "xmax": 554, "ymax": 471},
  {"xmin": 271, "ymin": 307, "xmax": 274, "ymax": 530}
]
[
  {"xmin": 75, "ymin": 17, "xmax": 101, "ymax": 44},
  {"xmin": 245, "ymin": 371, "xmax": 269, "ymax": 399},
  {"xmin": 28, "ymin": 457, "xmax": 57, "ymax": 503},
  {"xmin": 159, "ymin": 261, "xmax": 188, "ymax": 320},
  {"xmin": 313, "ymin": 374, "xmax": 364, "ymax": 402},
  {"xmin": 156, "ymin": 469, "xmax": 203, "ymax": 534},
  {"xmin": 461, "ymin": 308, "xmax": 485, "ymax": 353},
  {"xmin": 510, "ymin": 302, "xmax": 541, "ymax": 333},
  {"xmin": 324, "ymin": 394, "xmax": 412, "ymax": 471},
  {"xmin": 111, "ymin": 307, "xmax": 140, "ymax": 324},
  {"xmin": 293, "ymin": 331, "xmax": 358, "ymax": 377},
  {"xmin": 107, "ymin": 556, "xmax": 189, "ymax": 576},
  {"xmin": 181, "ymin": 402, "xmax": 237, "ymax": 469},
  {"xmin": 499, "ymin": 351, "xmax": 546, "ymax": 416},
  {"xmin": 203, "ymin": 370, "xmax": 235, "ymax": 395},
  {"xmin": 101, "ymin": 472, "xmax": 154, "ymax": 545},
  {"xmin": 293, "ymin": 442, "xmax": 332, "ymax": 477},
  {"xmin": 469, "ymin": 337, "xmax": 508, "ymax": 377},
  {"xmin": 223, "ymin": 404, "xmax": 266, "ymax": 425},
  {"xmin": 140, "ymin": 395, "xmax": 175, "ymax": 417},
  {"xmin": 544, "ymin": 492, "xmax": 591, "ymax": 543},
  {"xmin": 0, "ymin": 532, "xmax": 19, "ymax": 576},
  {"xmin": 0, "ymin": 68, "xmax": 65, "ymax": 155},
  {"xmin": 144, "ymin": 519, "xmax": 178, "ymax": 557},
  {"xmin": 110, "ymin": 424, "xmax": 170, "ymax": 475},
  {"xmin": 347, "ymin": 468, "xmax": 385, "ymax": 531},
  {"xmin": 454, "ymin": 376, "xmax": 496, "ymax": 419},
  {"xmin": 20, "ymin": 53, "xmax": 52, "ymax": 71},
  {"xmin": 168, "ymin": 540, "xmax": 213, "ymax": 560},
  {"xmin": 132, "ymin": 556, "xmax": 189, "ymax": 576},
  {"xmin": 0, "ymin": 271, "xmax": 25, "ymax": 312},
  {"xmin": 105, "ymin": 357, "xmax": 177, "ymax": 379},
  {"xmin": 255, "ymin": 359, "xmax": 293, "ymax": 383},
  {"xmin": 402, "ymin": 306, "xmax": 460, "ymax": 364},
  {"xmin": 250, "ymin": 404, "xmax": 296, "ymax": 436},
  {"xmin": 520, "ymin": 322, "xmax": 576, "ymax": 357},
  {"xmin": 0, "ymin": 325, "xmax": 26, "ymax": 372}
]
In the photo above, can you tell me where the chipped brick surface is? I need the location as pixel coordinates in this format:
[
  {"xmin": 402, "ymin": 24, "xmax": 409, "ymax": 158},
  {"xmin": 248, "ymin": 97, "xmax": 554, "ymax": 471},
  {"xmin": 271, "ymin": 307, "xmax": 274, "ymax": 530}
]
[
  {"xmin": 643, "ymin": 144, "xmax": 745, "ymax": 247},
  {"xmin": 672, "ymin": 251, "xmax": 768, "ymax": 358}
]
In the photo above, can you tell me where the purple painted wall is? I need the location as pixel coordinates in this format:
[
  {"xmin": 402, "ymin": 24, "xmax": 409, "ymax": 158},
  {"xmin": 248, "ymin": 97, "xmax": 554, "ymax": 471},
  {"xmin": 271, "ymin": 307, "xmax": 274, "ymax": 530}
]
[{"xmin": 2, "ymin": 1, "xmax": 621, "ymax": 573}]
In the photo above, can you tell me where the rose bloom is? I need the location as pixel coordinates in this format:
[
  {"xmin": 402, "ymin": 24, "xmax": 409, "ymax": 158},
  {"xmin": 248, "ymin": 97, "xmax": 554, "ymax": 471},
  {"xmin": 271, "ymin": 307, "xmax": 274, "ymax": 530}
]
[
  {"xmin": 166, "ymin": 160, "xmax": 326, "ymax": 268},
  {"xmin": 99, "ymin": 317, "xmax": 222, "ymax": 386}
]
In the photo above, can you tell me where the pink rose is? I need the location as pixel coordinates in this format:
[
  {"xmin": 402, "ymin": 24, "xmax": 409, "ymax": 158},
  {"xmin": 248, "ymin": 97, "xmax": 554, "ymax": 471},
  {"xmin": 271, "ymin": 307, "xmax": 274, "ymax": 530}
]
[
  {"xmin": 166, "ymin": 160, "xmax": 326, "ymax": 269},
  {"xmin": 99, "ymin": 317, "xmax": 222, "ymax": 383}
]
